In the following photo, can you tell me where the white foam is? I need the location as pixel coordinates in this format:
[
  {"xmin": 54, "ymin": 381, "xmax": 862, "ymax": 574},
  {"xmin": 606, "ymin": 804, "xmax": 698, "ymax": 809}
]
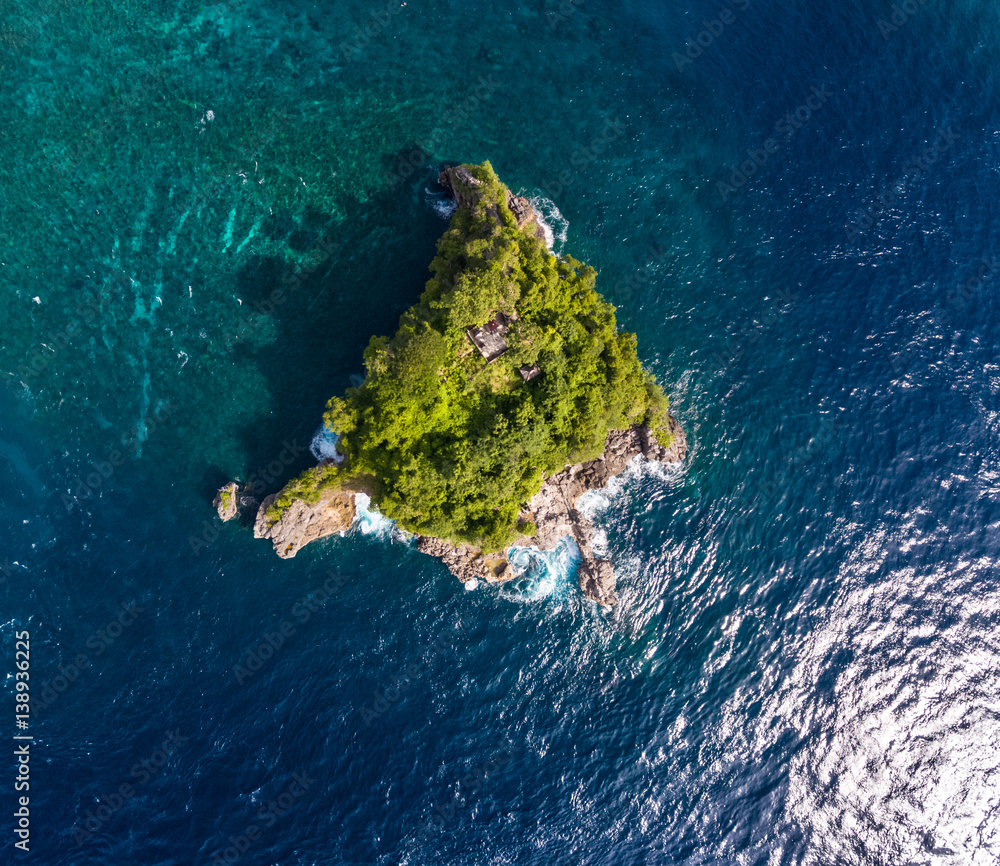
[
  {"xmin": 577, "ymin": 488, "xmax": 611, "ymax": 518},
  {"xmin": 425, "ymin": 187, "xmax": 458, "ymax": 220},
  {"xmin": 501, "ymin": 537, "xmax": 581, "ymax": 603},
  {"xmin": 527, "ymin": 194, "xmax": 569, "ymax": 255},
  {"xmin": 309, "ymin": 424, "xmax": 345, "ymax": 463},
  {"xmin": 576, "ymin": 490, "xmax": 612, "ymax": 556},
  {"xmin": 353, "ymin": 493, "xmax": 404, "ymax": 540},
  {"xmin": 423, "ymin": 178, "xmax": 458, "ymax": 220},
  {"xmin": 625, "ymin": 454, "xmax": 686, "ymax": 485}
]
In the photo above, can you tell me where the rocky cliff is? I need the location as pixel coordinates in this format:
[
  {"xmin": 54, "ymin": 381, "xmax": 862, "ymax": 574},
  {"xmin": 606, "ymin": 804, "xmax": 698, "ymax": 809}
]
[
  {"xmin": 239, "ymin": 160, "xmax": 688, "ymax": 606},
  {"xmin": 416, "ymin": 417, "xmax": 687, "ymax": 605},
  {"xmin": 213, "ymin": 481, "xmax": 258, "ymax": 523},
  {"xmin": 526, "ymin": 418, "xmax": 686, "ymax": 605},
  {"xmin": 439, "ymin": 164, "xmax": 547, "ymax": 241},
  {"xmin": 247, "ymin": 418, "xmax": 685, "ymax": 604},
  {"xmin": 252, "ymin": 479, "xmax": 372, "ymax": 559}
]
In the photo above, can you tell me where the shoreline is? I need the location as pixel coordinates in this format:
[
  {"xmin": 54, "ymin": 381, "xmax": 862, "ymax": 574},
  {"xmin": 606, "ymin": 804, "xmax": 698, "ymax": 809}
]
[
  {"xmin": 227, "ymin": 161, "xmax": 688, "ymax": 606},
  {"xmin": 236, "ymin": 417, "xmax": 686, "ymax": 606}
]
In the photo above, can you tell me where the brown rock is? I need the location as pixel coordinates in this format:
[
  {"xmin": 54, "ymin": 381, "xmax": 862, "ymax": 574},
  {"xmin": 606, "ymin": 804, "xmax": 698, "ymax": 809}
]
[
  {"xmin": 251, "ymin": 415, "xmax": 686, "ymax": 606},
  {"xmin": 504, "ymin": 189, "xmax": 547, "ymax": 242},
  {"xmin": 214, "ymin": 481, "xmax": 258, "ymax": 523},
  {"xmin": 438, "ymin": 165, "xmax": 547, "ymax": 242},
  {"xmin": 516, "ymin": 421, "xmax": 687, "ymax": 605},
  {"xmin": 578, "ymin": 558, "xmax": 617, "ymax": 607},
  {"xmin": 254, "ymin": 490, "xmax": 357, "ymax": 559},
  {"xmin": 415, "ymin": 535, "xmax": 515, "ymax": 585},
  {"xmin": 427, "ymin": 420, "xmax": 685, "ymax": 605},
  {"xmin": 214, "ymin": 482, "xmax": 240, "ymax": 522},
  {"xmin": 483, "ymin": 557, "xmax": 515, "ymax": 583}
]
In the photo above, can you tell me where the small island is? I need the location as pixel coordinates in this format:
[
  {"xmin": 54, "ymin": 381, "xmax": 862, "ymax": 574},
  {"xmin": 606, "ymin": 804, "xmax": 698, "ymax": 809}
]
[{"xmin": 237, "ymin": 161, "xmax": 686, "ymax": 605}]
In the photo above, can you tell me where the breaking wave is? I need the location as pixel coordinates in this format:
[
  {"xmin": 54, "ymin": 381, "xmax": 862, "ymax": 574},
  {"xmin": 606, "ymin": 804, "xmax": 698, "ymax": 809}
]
[
  {"xmin": 353, "ymin": 493, "xmax": 404, "ymax": 540},
  {"xmin": 528, "ymin": 194, "xmax": 569, "ymax": 255},
  {"xmin": 501, "ymin": 536, "xmax": 581, "ymax": 603},
  {"xmin": 309, "ymin": 424, "xmax": 345, "ymax": 463}
]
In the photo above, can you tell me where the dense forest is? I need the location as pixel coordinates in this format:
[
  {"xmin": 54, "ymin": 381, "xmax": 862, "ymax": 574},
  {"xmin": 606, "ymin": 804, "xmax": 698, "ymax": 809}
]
[{"xmin": 266, "ymin": 161, "xmax": 674, "ymax": 551}]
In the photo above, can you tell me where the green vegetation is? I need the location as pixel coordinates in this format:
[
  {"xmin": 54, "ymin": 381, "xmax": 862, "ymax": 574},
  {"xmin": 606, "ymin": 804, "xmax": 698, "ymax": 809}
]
[
  {"xmin": 266, "ymin": 466, "xmax": 375, "ymax": 518},
  {"xmin": 272, "ymin": 162, "xmax": 673, "ymax": 551}
]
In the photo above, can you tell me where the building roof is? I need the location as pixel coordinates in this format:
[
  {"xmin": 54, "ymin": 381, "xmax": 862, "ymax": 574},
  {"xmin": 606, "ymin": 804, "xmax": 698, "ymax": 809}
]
[{"xmin": 467, "ymin": 316, "xmax": 511, "ymax": 363}]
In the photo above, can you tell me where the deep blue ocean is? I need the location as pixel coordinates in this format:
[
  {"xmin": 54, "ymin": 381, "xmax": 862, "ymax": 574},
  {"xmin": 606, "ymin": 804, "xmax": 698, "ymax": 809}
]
[{"xmin": 3, "ymin": 0, "xmax": 999, "ymax": 863}]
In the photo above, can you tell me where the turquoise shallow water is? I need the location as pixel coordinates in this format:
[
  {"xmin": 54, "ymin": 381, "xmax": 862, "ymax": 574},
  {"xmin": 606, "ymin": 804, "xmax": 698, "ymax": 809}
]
[{"xmin": 3, "ymin": 0, "xmax": 1000, "ymax": 863}]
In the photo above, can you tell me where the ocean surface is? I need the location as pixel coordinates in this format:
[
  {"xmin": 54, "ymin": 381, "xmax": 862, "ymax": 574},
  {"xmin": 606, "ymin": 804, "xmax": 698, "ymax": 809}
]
[{"xmin": 2, "ymin": 0, "xmax": 999, "ymax": 863}]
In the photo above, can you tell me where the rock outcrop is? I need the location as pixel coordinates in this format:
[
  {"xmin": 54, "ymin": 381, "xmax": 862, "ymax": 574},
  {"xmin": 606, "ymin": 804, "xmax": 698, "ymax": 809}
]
[
  {"xmin": 214, "ymin": 481, "xmax": 258, "ymax": 523},
  {"xmin": 421, "ymin": 418, "xmax": 687, "ymax": 604},
  {"xmin": 250, "ymin": 419, "xmax": 685, "ymax": 601},
  {"xmin": 414, "ymin": 536, "xmax": 514, "ymax": 585},
  {"xmin": 439, "ymin": 165, "xmax": 546, "ymax": 242},
  {"xmin": 519, "ymin": 418, "xmax": 687, "ymax": 606},
  {"xmin": 253, "ymin": 481, "xmax": 370, "ymax": 559},
  {"xmin": 248, "ymin": 161, "xmax": 688, "ymax": 605}
]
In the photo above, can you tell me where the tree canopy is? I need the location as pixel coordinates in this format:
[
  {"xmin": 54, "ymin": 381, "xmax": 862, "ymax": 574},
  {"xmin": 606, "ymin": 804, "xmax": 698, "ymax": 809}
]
[{"xmin": 268, "ymin": 161, "xmax": 674, "ymax": 551}]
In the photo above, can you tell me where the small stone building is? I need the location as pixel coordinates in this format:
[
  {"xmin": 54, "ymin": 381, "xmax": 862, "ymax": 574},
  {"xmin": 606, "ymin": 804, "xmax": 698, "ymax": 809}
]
[{"xmin": 467, "ymin": 312, "xmax": 515, "ymax": 363}]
